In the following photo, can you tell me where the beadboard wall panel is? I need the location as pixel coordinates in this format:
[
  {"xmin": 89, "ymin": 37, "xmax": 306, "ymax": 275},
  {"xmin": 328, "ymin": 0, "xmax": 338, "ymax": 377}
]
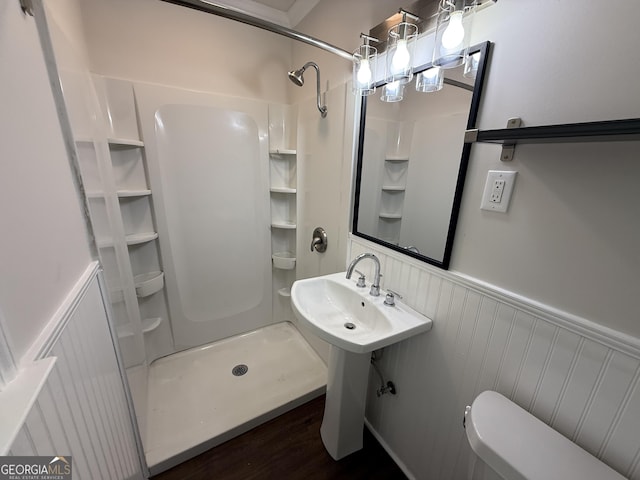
[
  {"xmin": 351, "ymin": 237, "xmax": 640, "ymax": 480},
  {"xmin": 8, "ymin": 268, "xmax": 143, "ymax": 480}
]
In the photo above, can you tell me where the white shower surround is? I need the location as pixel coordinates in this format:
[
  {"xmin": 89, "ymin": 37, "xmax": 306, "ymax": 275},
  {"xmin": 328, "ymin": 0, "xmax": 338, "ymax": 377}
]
[{"xmin": 136, "ymin": 84, "xmax": 273, "ymax": 351}]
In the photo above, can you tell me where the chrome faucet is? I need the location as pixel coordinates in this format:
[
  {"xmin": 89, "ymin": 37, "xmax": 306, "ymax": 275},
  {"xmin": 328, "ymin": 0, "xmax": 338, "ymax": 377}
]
[{"xmin": 346, "ymin": 253, "xmax": 381, "ymax": 296}]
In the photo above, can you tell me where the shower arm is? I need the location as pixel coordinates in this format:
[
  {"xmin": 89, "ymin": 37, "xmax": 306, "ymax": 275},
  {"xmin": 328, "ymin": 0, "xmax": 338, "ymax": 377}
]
[
  {"xmin": 302, "ymin": 62, "xmax": 328, "ymax": 118},
  {"xmin": 160, "ymin": 0, "xmax": 353, "ymax": 61}
]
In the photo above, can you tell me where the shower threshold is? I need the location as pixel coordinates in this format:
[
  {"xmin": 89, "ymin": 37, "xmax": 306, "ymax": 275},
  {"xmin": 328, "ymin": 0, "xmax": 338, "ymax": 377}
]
[{"xmin": 144, "ymin": 322, "xmax": 327, "ymax": 475}]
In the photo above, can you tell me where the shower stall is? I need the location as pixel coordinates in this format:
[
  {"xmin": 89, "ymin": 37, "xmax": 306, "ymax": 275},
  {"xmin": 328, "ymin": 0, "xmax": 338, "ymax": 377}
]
[
  {"xmin": 39, "ymin": 0, "xmax": 358, "ymax": 473},
  {"xmin": 84, "ymin": 79, "xmax": 330, "ymax": 473}
]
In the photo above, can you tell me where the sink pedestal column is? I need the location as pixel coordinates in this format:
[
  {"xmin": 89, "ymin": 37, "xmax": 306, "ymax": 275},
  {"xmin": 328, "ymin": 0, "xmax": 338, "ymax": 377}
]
[{"xmin": 320, "ymin": 346, "xmax": 371, "ymax": 460}]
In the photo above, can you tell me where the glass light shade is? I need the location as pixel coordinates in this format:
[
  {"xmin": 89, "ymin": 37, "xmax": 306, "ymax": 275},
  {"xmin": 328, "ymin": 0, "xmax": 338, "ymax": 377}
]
[
  {"xmin": 353, "ymin": 44, "xmax": 377, "ymax": 96},
  {"xmin": 416, "ymin": 66, "xmax": 444, "ymax": 93},
  {"xmin": 386, "ymin": 21, "xmax": 418, "ymax": 84},
  {"xmin": 380, "ymin": 81, "xmax": 404, "ymax": 102},
  {"xmin": 433, "ymin": 0, "xmax": 477, "ymax": 69},
  {"xmin": 463, "ymin": 51, "xmax": 480, "ymax": 78}
]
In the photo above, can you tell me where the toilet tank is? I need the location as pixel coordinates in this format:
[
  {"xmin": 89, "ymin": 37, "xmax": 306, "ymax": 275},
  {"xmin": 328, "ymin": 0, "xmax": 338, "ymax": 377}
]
[{"xmin": 465, "ymin": 391, "xmax": 626, "ymax": 480}]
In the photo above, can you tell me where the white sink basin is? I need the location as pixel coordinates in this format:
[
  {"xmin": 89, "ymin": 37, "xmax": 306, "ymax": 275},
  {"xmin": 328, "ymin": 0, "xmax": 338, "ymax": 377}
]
[{"xmin": 291, "ymin": 272, "xmax": 432, "ymax": 354}]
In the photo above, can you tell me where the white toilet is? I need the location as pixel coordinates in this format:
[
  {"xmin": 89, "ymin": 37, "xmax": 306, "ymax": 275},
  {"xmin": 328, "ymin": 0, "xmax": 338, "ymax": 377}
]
[{"xmin": 464, "ymin": 391, "xmax": 626, "ymax": 480}]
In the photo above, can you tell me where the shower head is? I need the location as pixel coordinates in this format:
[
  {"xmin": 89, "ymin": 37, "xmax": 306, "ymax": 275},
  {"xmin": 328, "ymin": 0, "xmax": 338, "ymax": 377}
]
[
  {"xmin": 287, "ymin": 61, "xmax": 328, "ymax": 118},
  {"xmin": 288, "ymin": 67, "xmax": 305, "ymax": 87}
]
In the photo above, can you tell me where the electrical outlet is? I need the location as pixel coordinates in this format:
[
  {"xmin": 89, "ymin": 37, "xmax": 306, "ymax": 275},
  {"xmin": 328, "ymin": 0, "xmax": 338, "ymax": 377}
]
[
  {"xmin": 481, "ymin": 170, "xmax": 517, "ymax": 213},
  {"xmin": 490, "ymin": 179, "xmax": 505, "ymax": 203}
]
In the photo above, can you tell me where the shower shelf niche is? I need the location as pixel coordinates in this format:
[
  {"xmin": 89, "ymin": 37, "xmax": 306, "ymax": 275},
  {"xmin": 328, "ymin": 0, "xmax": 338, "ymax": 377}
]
[
  {"xmin": 87, "ymin": 189, "xmax": 152, "ymax": 199},
  {"xmin": 272, "ymin": 252, "xmax": 296, "ymax": 270},
  {"xmin": 117, "ymin": 317, "xmax": 163, "ymax": 338},
  {"xmin": 268, "ymin": 104, "xmax": 298, "ymax": 323},
  {"xmin": 134, "ymin": 271, "xmax": 164, "ymax": 298},
  {"xmin": 269, "ymin": 148, "xmax": 296, "ymax": 155},
  {"xmin": 271, "ymin": 221, "xmax": 297, "ymax": 230},
  {"xmin": 278, "ymin": 287, "xmax": 291, "ymax": 297},
  {"xmin": 117, "ymin": 189, "xmax": 152, "ymax": 198},
  {"xmin": 270, "ymin": 187, "xmax": 296, "ymax": 194},
  {"xmin": 108, "ymin": 137, "xmax": 144, "ymax": 148},
  {"xmin": 96, "ymin": 232, "xmax": 158, "ymax": 249},
  {"xmin": 385, "ymin": 156, "xmax": 409, "ymax": 162}
]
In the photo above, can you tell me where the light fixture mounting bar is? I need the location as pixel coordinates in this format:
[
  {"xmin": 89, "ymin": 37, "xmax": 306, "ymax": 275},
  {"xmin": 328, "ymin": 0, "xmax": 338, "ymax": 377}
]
[
  {"xmin": 159, "ymin": 0, "xmax": 353, "ymax": 61},
  {"xmin": 398, "ymin": 8, "xmax": 420, "ymax": 22},
  {"xmin": 360, "ymin": 33, "xmax": 379, "ymax": 44}
]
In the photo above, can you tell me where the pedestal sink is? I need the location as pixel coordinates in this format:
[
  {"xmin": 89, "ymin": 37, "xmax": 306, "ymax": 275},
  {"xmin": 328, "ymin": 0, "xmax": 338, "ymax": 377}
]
[{"xmin": 291, "ymin": 272, "xmax": 432, "ymax": 459}]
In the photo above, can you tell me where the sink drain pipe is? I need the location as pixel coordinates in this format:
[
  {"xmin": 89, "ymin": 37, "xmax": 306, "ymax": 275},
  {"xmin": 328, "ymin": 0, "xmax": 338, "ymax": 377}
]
[{"xmin": 371, "ymin": 351, "xmax": 396, "ymax": 397}]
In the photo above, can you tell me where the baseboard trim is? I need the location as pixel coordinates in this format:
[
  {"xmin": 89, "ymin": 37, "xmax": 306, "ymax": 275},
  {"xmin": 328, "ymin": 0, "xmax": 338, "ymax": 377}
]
[{"xmin": 364, "ymin": 418, "xmax": 416, "ymax": 480}]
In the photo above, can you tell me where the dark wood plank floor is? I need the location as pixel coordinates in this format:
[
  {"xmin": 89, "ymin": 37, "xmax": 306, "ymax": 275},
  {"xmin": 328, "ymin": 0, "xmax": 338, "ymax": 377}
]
[{"xmin": 152, "ymin": 395, "xmax": 406, "ymax": 480}]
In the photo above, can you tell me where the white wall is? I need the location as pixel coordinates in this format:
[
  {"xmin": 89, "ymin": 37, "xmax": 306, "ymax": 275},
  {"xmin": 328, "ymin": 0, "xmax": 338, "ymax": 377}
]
[
  {"xmin": 79, "ymin": 0, "xmax": 293, "ymax": 104},
  {"xmin": 0, "ymin": 1, "xmax": 93, "ymax": 362},
  {"xmin": 453, "ymin": 1, "xmax": 640, "ymax": 338},
  {"xmin": 297, "ymin": 0, "xmax": 640, "ymax": 338},
  {"xmin": 293, "ymin": 0, "xmax": 640, "ymax": 477}
]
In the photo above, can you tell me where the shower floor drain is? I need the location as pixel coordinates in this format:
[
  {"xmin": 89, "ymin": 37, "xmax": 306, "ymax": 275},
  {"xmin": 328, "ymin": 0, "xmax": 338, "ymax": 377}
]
[{"xmin": 232, "ymin": 364, "xmax": 249, "ymax": 376}]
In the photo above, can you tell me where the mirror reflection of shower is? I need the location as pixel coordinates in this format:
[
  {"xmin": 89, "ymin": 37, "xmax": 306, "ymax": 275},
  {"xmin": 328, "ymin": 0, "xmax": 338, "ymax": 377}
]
[{"xmin": 288, "ymin": 61, "xmax": 328, "ymax": 118}]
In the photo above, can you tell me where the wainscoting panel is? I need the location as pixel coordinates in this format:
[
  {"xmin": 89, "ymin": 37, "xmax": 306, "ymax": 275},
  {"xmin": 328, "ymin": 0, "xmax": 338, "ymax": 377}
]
[
  {"xmin": 8, "ymin": 264, "xmax": 144, "ymax": 480},
  {"xmin": 351, "ymin": 237, "xmax": 640, "ymax": 480}
]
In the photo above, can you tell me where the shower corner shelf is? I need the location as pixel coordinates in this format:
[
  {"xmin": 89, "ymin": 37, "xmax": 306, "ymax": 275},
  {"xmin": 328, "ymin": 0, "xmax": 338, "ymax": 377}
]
[
  {"xmin": 278, "ymin": 287, "xmax": 291, "ymax": 298},
  {"xmin": 379, "ymin": 213, "xmax": 402, "ymax": 219},
  {"xmin": 117, "ymin": 317, "xmax": 163, "ymax": 338},
  {"xmin": 117, "ymin": 189, "xmax": 152, "ymax": 198},
  {"xmin": 126, "ymin": 232, "xmax": 159, "ymax": 246},
  {"xmin": 107, "ymin": 137, "xmax": 144, "ymax": 148},
  {"xmin": 385, "ymin": 156, "xmax": 409, "ymax": 162},
  {"xmin": 87, "ymin": 189, "xmax": 153, "ymax": 199},
  {"xmin": 269, "ymin": 148, "xmax": 297, "ymax": 155},
  {"xmin": 134, "ymin": 271, "xmax": 164, "ymax": 297},
  {"xmin": 381, "ymin": 186, "xmax": 406, "ymax": 192},
  {"xmin": 271, "ymin": 221, "xmax": 297, "ymax": 230},
  {"xmin": 272, "ymin": 252, "xmax": 296, "ymax": 270},
  {"xmin": 270, "ymin": 187, "xmax": 297, "ymax": 194}
]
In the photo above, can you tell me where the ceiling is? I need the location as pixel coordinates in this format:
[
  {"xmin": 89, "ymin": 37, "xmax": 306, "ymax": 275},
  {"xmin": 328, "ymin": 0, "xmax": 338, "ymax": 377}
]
[{"xmin": 214, "ymin": 0, "xmax": 321, "ymax": 28}]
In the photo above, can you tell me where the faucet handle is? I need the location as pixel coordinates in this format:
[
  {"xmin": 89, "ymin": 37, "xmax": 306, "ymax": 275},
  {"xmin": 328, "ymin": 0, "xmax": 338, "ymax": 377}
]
[
  {"xmin": 354, "ymin": 269, "xmax": 366, "ymax": 288},
  {"xmin": 384, "ymin": 289, "xmax": 403, "ymax": 306}
]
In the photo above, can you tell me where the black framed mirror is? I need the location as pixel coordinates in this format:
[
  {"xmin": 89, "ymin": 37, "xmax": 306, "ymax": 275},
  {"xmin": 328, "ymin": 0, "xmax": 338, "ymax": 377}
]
[{"xmin": 352, "ymin": 41, "xmax": 491, "ymax": 269}]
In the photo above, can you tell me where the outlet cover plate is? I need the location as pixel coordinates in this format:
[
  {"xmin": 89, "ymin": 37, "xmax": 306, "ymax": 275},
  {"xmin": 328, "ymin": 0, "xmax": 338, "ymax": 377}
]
[{"xmin": 481, "ymin": 170, "xmax": 517, "ymax": 213}]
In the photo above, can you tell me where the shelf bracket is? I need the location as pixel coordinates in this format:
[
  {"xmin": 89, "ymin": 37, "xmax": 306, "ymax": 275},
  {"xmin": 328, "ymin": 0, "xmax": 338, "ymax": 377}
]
[
  {"xmin": 500, "ymin": 117, "xmax": 522, "ymax": 161},
  {"xmin": 20, "ymin": 0, "xmax": 34, "ymax": 16},
  {"xmin": 464, "ymin": 129, "xmax": 478, "ymax": 143}
]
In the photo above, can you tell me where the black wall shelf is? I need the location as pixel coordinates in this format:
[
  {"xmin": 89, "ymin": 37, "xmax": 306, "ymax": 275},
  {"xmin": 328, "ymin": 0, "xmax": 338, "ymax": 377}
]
[
  {"xmin": 466, "ymin": 118, "xmax": 640, "ymax": 145},
  {"xmin": 465, "ymin": 117, "xmax": 640, "ymax": 161}
]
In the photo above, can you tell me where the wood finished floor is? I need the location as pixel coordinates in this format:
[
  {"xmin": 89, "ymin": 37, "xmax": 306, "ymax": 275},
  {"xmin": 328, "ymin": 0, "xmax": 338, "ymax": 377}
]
[{"xmin": 151, "ymin": 395, "xmax": 406, "ymax": 480}]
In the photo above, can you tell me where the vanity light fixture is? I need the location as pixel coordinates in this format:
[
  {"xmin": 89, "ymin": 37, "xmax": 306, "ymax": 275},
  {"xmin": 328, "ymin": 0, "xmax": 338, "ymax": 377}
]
[
  {"xmin": 433, "ymin": 0, "xmax": 477, "ymax": 69},
  {"xmin": 380, "ymin": 80, "xmax": 405, "ymax": 102},
  {"xmin": 386, "ymin": 9, "xmax": 420, "ymax": 85},
  {"xmin": 353, "ymin": 33, "xmax": 379, "ymax": 96},
  {"xmin": 415, "ymin": 65, "xmax": 444, "ymax": 92}
]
